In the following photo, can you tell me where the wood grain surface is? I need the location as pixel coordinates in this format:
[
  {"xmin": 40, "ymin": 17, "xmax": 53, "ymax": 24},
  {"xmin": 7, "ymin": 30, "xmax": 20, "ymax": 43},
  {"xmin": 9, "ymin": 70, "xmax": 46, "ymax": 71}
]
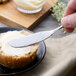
[{"xmin": 0, "ymin": 0, "xmax": 55, "ymax": 30}]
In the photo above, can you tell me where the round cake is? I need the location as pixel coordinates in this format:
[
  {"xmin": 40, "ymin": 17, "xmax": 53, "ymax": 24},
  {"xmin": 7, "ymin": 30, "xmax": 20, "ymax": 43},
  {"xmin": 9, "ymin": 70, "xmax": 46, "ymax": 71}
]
[{"xmin": 0, "ymin": 30, "xmax": 39, "ymax": 69}]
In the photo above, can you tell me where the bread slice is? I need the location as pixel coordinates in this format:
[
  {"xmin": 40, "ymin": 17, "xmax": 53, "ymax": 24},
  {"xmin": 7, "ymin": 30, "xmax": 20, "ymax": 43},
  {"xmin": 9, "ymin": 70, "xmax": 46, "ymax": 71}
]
[{"xmin": 0, "ymin": 30, "xmax": 39, "ymax": 69}]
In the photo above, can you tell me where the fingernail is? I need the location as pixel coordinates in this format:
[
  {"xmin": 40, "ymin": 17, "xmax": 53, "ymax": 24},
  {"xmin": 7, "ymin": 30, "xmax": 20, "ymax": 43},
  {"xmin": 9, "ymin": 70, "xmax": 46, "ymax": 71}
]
[{"xmin": 61, "ymin": 17, "xmax": 71, "ymax": 27}]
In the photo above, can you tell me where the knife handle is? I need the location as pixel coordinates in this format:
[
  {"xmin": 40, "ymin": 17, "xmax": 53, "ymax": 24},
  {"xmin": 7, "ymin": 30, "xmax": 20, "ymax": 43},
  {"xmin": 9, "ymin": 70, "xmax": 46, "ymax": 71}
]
[{"xmin": 50, "ymin": 25, "xmax": 63, "ymax": 35}]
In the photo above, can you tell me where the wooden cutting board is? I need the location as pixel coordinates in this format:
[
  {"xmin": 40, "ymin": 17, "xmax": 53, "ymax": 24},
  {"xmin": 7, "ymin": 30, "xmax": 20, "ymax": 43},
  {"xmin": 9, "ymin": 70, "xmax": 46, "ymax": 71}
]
[{"xmin": 0, "ymin": 0, "xmax": 55, "ymax": 30}]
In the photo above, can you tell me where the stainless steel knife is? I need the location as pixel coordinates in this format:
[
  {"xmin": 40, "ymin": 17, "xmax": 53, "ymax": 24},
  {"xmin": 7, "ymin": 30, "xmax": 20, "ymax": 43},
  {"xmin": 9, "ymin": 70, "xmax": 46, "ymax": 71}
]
[{"xmin": 9, "ymin": 26, "xmax": 63, "ymax": 48}]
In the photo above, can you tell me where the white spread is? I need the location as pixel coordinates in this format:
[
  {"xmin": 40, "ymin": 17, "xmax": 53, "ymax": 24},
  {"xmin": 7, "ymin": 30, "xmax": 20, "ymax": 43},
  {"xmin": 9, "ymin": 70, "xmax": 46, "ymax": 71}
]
[
  {"xmin": 14, "ymin": 0, "xmax": 46, "ymax": 10},
  {"xmin": 0, "ymin": 31, "xmax": 38, "ymax": 56}
]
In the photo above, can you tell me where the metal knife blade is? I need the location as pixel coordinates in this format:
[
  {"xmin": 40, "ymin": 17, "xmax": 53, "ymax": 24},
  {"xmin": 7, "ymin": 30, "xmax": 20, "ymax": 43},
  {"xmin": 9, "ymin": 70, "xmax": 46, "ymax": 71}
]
[
  {"xmin": 9, "ymin": 26, "xmax": 62, "ymax": 48},
  {"xmin": 9, "ymin": 31, "xmax": 53, "ymax": 48}
]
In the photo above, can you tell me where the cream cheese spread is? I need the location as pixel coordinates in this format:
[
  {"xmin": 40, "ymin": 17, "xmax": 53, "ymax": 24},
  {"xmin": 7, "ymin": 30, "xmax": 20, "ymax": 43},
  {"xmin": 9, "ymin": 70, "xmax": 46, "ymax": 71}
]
[
  {"xmin": 14, "ymin": 0, "xmax": 46, "ymax": 10},
  {"xmin": 0, "ymin": 31, "xmax": 38, "ymax": 56}
]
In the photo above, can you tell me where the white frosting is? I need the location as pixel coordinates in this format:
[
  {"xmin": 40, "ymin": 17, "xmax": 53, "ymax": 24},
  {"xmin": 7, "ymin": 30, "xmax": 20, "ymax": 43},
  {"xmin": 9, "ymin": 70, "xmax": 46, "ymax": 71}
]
[
  {"xmin": 14, "ymin": 0, "xmax": 46, "ymax": 10},
  {"xmin": 0, "ymin": 31, "xmax": 37, "ymax": 56}
]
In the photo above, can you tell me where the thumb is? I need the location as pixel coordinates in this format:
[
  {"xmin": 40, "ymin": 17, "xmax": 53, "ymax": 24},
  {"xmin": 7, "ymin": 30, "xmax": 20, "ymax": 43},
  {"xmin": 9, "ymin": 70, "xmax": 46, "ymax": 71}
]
[{"xmin": 61, "ymin": 13, "xmax": 76, "ymax": 28}]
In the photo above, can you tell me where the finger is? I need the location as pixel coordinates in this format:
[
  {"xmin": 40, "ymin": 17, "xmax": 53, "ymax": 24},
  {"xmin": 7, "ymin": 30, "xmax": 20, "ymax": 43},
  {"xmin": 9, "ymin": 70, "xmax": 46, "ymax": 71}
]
[
  {"xmin": 61, "ymin": 13, "xmax": 76, "ymax": 28},
  {"xmin": 64, "ymin": 0, "xmax": 76, "ymax": 16},
  {"xmin": 65, "ymin": 28, "xmax": 74, "ymax": 33}
]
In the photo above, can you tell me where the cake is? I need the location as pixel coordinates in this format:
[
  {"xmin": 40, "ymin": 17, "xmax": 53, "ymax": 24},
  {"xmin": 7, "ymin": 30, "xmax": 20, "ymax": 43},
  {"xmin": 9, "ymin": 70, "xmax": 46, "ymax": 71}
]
[{"xmin": 0, "ymin": 30, "xmax": 39, "ymax": 69}]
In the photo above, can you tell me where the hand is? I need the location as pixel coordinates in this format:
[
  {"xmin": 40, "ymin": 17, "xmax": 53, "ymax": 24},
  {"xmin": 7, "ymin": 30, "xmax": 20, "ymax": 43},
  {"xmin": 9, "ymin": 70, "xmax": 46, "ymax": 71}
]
[{"xmin": 61, "ymin": 0, "xmax": 76, "ymax": 33}]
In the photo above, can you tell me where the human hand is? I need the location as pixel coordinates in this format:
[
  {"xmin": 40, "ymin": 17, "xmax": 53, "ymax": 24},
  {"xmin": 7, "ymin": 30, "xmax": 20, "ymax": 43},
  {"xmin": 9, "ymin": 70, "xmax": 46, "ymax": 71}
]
[{"xmin": 61, "ymin": 0, "xmax": 76, "ymax": 33}]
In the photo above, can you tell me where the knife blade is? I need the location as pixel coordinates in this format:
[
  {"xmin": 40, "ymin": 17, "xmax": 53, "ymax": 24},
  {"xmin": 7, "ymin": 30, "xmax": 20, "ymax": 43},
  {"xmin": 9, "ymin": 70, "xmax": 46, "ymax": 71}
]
[
  {"xmin": 9, "ymin": 26, "xmax": 62, "ymax": 48},
  {"xmin": 9, "ymin": 31, "xmax": 52, "ymax": 48}
]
